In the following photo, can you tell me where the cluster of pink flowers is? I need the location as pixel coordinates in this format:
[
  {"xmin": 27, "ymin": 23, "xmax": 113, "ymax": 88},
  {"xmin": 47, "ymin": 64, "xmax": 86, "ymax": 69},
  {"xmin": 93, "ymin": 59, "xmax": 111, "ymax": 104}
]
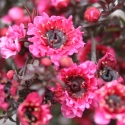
[{"xmin": 18, "ymin": 92, "xmax": 52, "ymax": 125}]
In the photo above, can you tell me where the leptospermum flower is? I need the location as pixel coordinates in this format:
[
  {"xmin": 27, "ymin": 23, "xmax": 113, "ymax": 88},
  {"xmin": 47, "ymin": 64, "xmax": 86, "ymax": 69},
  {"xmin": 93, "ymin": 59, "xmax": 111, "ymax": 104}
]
[
  {"xmin": 27, "ymin": 12, "xmax": 84, "ymax": 66},
  {"xmin": 6, "ymin": 23, "xmax": 26, "ymax": 40},
  {"xmin": 18, "ymin": 92, "xmax": 52, "ymax": 125},
  {"xmin": 8, "ymin": 7, "xmax": 24, "ymax": 21},
  {"xmin": 53, "ymin": 61, "xmax": 97, "ymax": 118},
  {"xmin": 2, "ymin": 80, "xmax": 19, "ymax": 99},
  {"xmin": 51, "ymin": 0, "xmax": 70, "ymax": 10},
  {"xmin": 0, "ymin": 80, "xmax": 18, "ymax": 111},
  {"xmin": 94, "ymin": 81, "xmax": 125, "ymax": 125},
  {"xmin": 0, "ymin": 23, "xmax": 26, "ymax": 58},
  {"xmin": 0, "ymin": 37, "xmax": 21, "ymax": 58},
  {"xmin": 97, "ymin": 53, "xmax": 123, "ymax": 88}
]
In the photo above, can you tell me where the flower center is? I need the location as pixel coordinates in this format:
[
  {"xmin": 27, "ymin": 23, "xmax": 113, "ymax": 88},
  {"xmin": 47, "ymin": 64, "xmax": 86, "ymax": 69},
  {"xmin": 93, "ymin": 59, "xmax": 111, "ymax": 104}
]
[
  {"xmin": 99, "ymin": 66, "xmax": 119, "ymax": 82},
  {"xmin": 46, "ymin": 30, "xmax": 67, "ymax": 48},
  {"xmin": 67, "ymin": 76, "xmax": 86, "ymax": 98},
  {"xmin": 43, "ymin": 88, "xmax": 56, "ymax": 106},
  {"xmin": 4, "ymin": 82, "xmax": 11, "ymax": 99},
  {"xmin": 105, "ymin": 94, "xmax": 125, "ymax": 113},
  {"xmin": 25, "ymin": 107, "xmax": 37, "ymax": 123}
]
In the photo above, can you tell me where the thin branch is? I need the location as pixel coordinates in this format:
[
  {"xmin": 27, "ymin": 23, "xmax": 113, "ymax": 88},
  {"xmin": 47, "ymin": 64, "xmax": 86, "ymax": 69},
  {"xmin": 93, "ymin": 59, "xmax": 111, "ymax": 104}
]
[
  {"xmin": 22, "ymin": 57, "xmax": 30, "ymax": 76},
  {"xmin": 90, "ymin": 30, "xmax": 97, "ymax": 63},
  {"xmin": 24, "ymin": 6, "xmax": 33, "ymax": 23}
]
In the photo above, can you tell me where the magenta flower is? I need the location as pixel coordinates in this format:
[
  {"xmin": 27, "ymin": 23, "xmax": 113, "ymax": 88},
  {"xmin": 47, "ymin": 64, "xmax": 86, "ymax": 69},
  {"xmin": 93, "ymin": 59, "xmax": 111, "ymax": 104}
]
[
  {"xmin": 18, "ymin": 92, "xmax": 52, "ymax": 125},
  {"xmin": 97, "ymin": 53, "xmax": 123, "ymax": 88},
  {"xmin": 0, "ymin": 37, "xmax": 21, "ymax": 58},
  {"xmin": 8, "ymin": 7, "xmax": 24, "ymax": 21},
  {"xmin": 1, "ymin": 80, "xmax": 19, "ymax": 100},
  {"xmin": 37, "ymin": 0, "xmax": 52, "ymax": 15},
  {"xmin": 84, "ymin": 7, "xmax": 100, "ymax": 23},
  {"xmin": 97, "ymin": 52, "xmax": 116, "ymax": 69},
  {"xmin": 6, "ymin": 23, "xmax": 26, "ymax": 40},
  {"xmin": 0, "ymin": 23, "xmax": 26, "ymax": 58},
  {"xmin": 94, "ymin": 81, "xmax": 125, "ymax": 125},
  {"xmin": 27, "ymin": 13, "xmax": 84, "ymax": 66},
  {"xmin": 53, "ymin": 61, "xmax": 97, "ymax": 118},
  {"xmin": 51, "ymin": 0, "xmax": 70, "ymax": 10}
]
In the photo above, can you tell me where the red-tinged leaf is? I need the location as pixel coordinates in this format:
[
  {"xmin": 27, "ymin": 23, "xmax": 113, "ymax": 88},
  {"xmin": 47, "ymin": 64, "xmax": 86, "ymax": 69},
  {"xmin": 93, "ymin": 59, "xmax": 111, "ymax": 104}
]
[{"xmin": 98, "ymin": 1, "xmax": 107, "ymax": 11}]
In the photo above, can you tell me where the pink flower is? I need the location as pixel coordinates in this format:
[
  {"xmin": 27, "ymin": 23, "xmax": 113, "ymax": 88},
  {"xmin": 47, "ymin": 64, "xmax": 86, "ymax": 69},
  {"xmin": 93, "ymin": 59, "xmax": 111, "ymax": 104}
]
[
  {"xmin": 84, "ymin": 7, "xmax": 101, "ymax": 23},
  {"xmin": 18, "ymin": 92, "xmax": 52, "ymax": 125},
  {"xmin": 37, "ymin": 0, "xmax": 52, "ymax": 15},
  {"xmin": 94, "ymin": 81, "xmax": 125, "ymax": 125},
  {"xmin": 0, "ymin": 23, "xmax": 26, "ymax": 58},
  {"xmin": 0, "ymin": 37, "xmax": 21, "ymax": 58},
  {"xmin": 27, "ymin": 13, "xmax": 84, "ymax": 66},
  {"xmin": 6, "ymin": 70, "xmax": 15, "ymax": 80},
  {"xmin": 0, "ymin": 84, "xmax": 9, "ymax": 111},
  {"xmin": 53, "ymin": 61, "xmax": 97, "ymax": 118},
  {"xmin": 8, "ymin": 7, "xmax": 24, "ymax": 21},
  {"xmin": 6, "ymin": 23, "xmax": 26, "ymax": 40},
  {"xmin": 97, "ymin": 52, "xmax": 116, "ymax": 69},
  {"xmin": 97, "ymin": 53, "xmax": 123, "ymax": 88},
  {"xmin": 51, "ymin": 0, "xmax": 70, "ymax": 10},
  {"xmin": 1, "ymin": 80, "xmax": 19, "ymax": 99}
]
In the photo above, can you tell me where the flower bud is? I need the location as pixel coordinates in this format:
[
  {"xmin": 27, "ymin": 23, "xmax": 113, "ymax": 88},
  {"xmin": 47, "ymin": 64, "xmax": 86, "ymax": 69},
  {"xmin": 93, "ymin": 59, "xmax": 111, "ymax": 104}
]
[
  {"xmin": 84, "ymin": 7, "xmax": 100, "ymax": 23},
  {"xmin": 51, "ymin": 0, "xmax": 70, "ymax": 10},
  {"xmin": 6, "ymin": 70, "xmax": 15, "ymax": 79},
  {"xmin": 59, "ymin": 56, "xmax": 73, "ymax": 68},
  {"xmin": 40, "ymin": 57, "xmax": 52, "ymax": 66},
  {"xmin": 8, "ymin": 7, "xmax": 24, "ymax": 21}
]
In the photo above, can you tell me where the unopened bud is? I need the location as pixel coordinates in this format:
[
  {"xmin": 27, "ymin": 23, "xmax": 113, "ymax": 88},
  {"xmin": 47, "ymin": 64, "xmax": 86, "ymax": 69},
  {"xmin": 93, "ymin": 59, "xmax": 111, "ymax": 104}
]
[
  {"xmin": 40, "ymin": 57, "xmax": 52, "ymax": 66},
  {"xmin": 8, "ymin": 7, "xmax": 24, "ymax": 21},
  {"xmin": 59, "ymin": 56, "xmax": 73, "ymax": 68},
  {"xmin": 6, "ymin": 70, "xmax": 15, "ymax": 79},
  {"xmin": 51, "ymin": 0, "xmax": 70, "ymax": 10},
  {"xmin": 84, "ymin": 7, "xmax": 101, "ymax": 23}
]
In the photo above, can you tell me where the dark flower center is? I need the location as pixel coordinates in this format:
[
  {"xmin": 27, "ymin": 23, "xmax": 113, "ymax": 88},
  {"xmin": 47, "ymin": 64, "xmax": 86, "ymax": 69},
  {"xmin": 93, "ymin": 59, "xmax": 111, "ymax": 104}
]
[
  {"xmin": 4, "ymin": 82, "xmax": 11, "ymax": 94},
  {"xmin": 4, "ymin": 82, "xmax": 11, "ymax": 99},
  {"xmin": 43, "ymin": 88, "xmax": 56, "ymax": 105},
  {"xmin": 46, "ymin": 30, "xmax": 67, "ymax": 48},
  {"xmin": 25, "ymin": 107, "xmax": 37, "ymax": 123},
  {"xmin": 67, "ymin": 76, "xmax": 86, "ymax": 98},
  {"xmin": 99, "ymin": 66, "xmax": 119, "ymax": 82},
  {"xmin": 106, "ymin": 94, "xmax": 125, "ymax": 112}
]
